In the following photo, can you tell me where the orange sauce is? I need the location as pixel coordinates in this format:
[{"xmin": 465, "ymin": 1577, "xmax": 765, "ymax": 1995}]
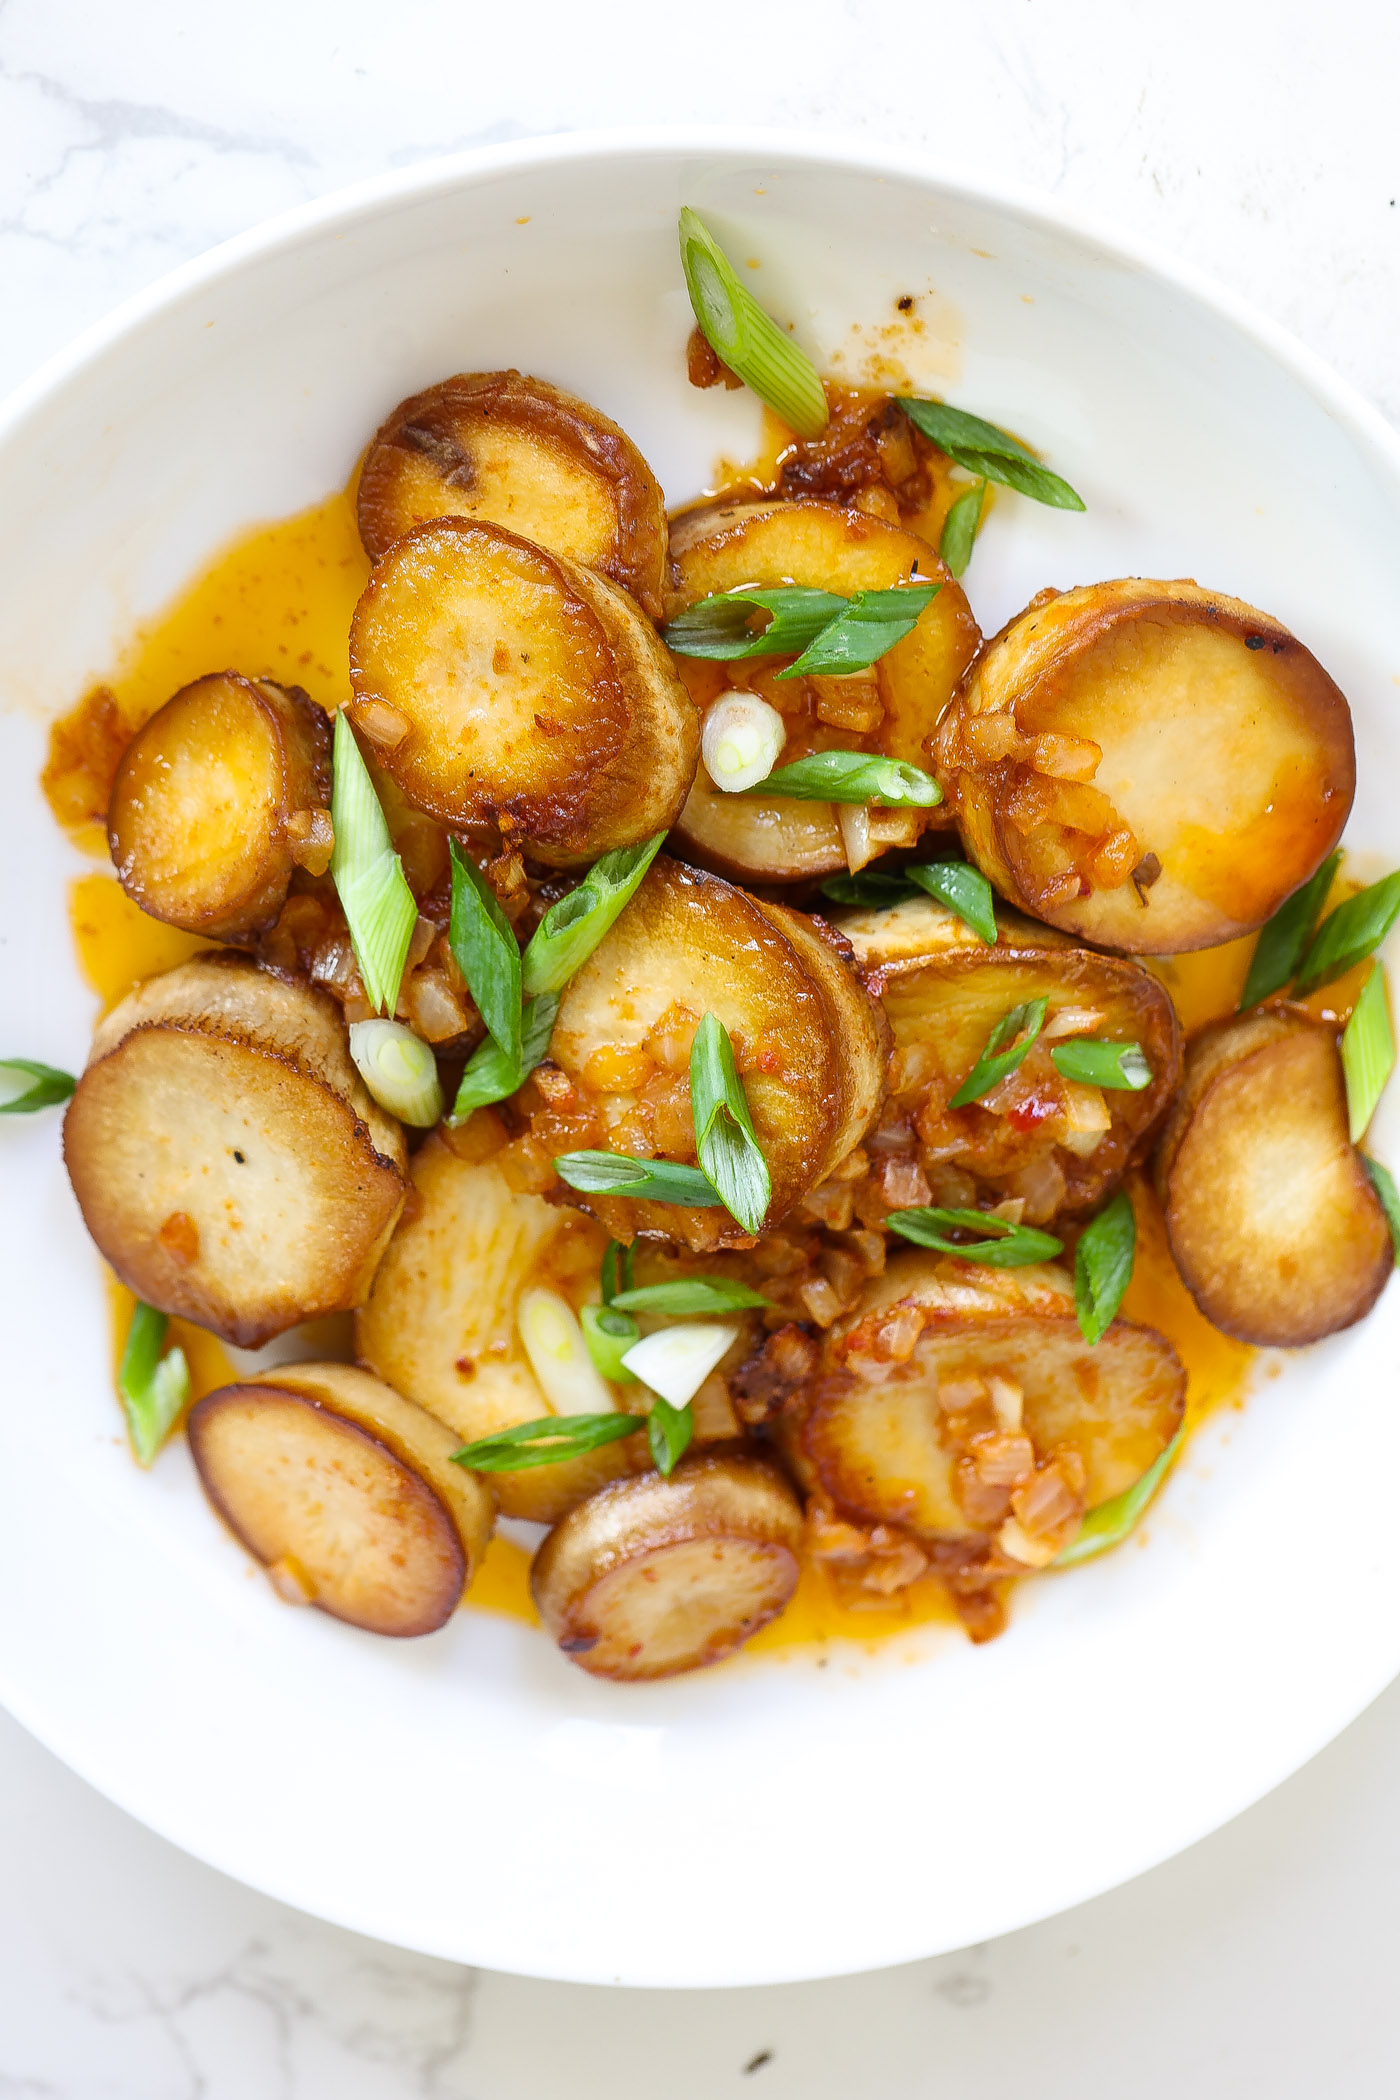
[{"xmin": 56, "ymin": 477, "xmax": 1346, "ymax": 1654}]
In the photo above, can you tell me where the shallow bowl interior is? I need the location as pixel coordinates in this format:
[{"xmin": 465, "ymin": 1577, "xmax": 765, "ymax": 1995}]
[{"xmin": 2, "ymin": 132, "xmax": 1399, "ymax": 1987}]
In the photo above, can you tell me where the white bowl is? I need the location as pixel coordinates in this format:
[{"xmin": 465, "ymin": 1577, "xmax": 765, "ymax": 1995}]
[{"xmin": 3, "ymin": 130, "xmax": 1400, "ymax": 1989}]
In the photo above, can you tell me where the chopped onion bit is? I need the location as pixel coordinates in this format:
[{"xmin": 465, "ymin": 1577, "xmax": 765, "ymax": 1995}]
[
  {"xmin": 517, "ymin": 1287, "xmax": 618, "ymax": 1415},
  {"xmin": 348, "ymin": 1019, "xmax": 444, "ymax": 1128},
  {"xmin": 620, "ymin": 1321, "xmax": 740, "ymax": 1407},
  {"xmin": 701, "ymin": 692, "xmax": 787, "ymax": 793}
]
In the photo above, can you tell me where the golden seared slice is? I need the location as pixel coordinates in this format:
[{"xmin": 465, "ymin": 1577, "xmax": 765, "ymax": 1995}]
[
  {"xmin": 356, "ymin": 1120, "xmax": 649, "ymax": 1523},
  {"xmin": 531, "ymin": 1451, "xmax": 803, "ymax": 1680},
  {"xmin": 830, "ymin": 892, "xmax": 1180, "ymax": 1224},
  {"xmin": 795, "ymin": 1254, "xmax": 1185, "ymax": 1566},
  {"xmin": 108, "ymin": 674, "xmax": 331, "ymax": 939},
  {"xmin": 64, "ymin": 954, "xmax": 406, "ymax": 1348},
  {"xmin": 349, "ymin": 518, "xmax": 697, "ymax": 866},
  {"xmin": 356, "ymin": 369, "xmax": 669, "ymax": 616},
  {"xmin": 188, "ymin": 1363, "xmax": 494, "ymax": 1637},
  {"xmin": 666, "ymin": 499, "xmax": 978, "ymax": 884},
  {"xmin": 1155, "ymin": 1011, "xmax": 1392, "ymax": 1345},
  {"xmin": 528, "ymin": 855, "xmax": 882, "ymax": 1249},
  {"xmin": 933, "ymin": 579, "xmax": 1355, "ymax": 953}
]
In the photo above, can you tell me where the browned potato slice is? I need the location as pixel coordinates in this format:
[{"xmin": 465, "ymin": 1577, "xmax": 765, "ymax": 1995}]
[
  {"xmin": 107, "ymin": 674, "xmax": 331, "ymax": 939},
  {"xmin": 666, "ymin": 500, "xmax": 978, "ymax": 883},
  {"xmin": 188, "ymin": 1362, "xmax": 494, "ymax": 1636},
  {"xmin": 526, "ymin": 856, "xmax": 881, "ymax": 1248},
  {"xmin": 933, "ymin": 579, "xmax": 1355, "ymax": 952},
  {"xmin": 64, "ymin": 954, "xmax": 406, "ymax": 1347},
  {"xmin": 794, "ymin": 1254, "xmax": 1184, "ymax": 1566},
  {"xmin": 829, "ymin": 892, "xmax": 1180, "ymax": 1223},
  {"xmin": 356, "ymin": 370, "xmax": 668, "ymax": 617},
  {"xmin": 531, "ymin": 1451, "xmax": 803, "ymax": 1679},
  {"xmin": 356, "ymin": 1121, "xmax": 650, "ymax": 1522},
  {"xmin": 1155, "ymin": 1011, "xmax": 1392, "ymax": 1344},
  {"xmin": 349, "ymin": 518, "xmax": 697, "ymax": 866}
]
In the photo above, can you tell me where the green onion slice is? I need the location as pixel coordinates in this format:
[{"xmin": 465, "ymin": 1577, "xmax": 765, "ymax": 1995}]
[
  {"xmin": 610, "ymin": 1278, "xmax": 770, "ymax": 1316},
  {"xmin": 1054, "ymin": 1427, "xmax": 1184, "ymax": 1567},
  {"xmin": 1074, "ymin": 1188, "xmax": 1136, "ymax": 1346},
  {"xmin": 117, "ymin": 1302, "xmax": 189, "ymax": 1468},
  {"xmin": 600, "ymin": 1239, "xmax": 635, "ymax": 1304},
  {"xmin": 450, "ymin": 1411, "xmax": 644, "ymax": 1472},
  {"xmin": 1342, "ymin": 966, "xmax": 1395, "ymax": 1142},
  {"xmin": 905, "ymin": 862, "xmax": 998, "ymax": 944},
  {"xmin": 449, "ymin": 993, "xmax": 558, "ymax": 1124},
  {"xmin": 553, "ymin": 1151, "xmax": 724, "ymax": 1206},
  {"xmin": 520, "ymin": 833, "xmax": 665, "ymax": 998},
  {"xmin": 1238, "ymin": 851, "xmax": 1340, "ymax": 1009},
  {"xmin": 949, "ymin": 997, "xmax": 1048, "ymax": 1108},
  {"xmin": 690, "ymin": 1013, "xmax": 772, "ymax": 1235},
  {"xmin": 0, "ymin": 1059, "xmax": 76, "ymax": 1114},
  {"xmin": 648, "ymin": 1398, "xmax": 694, "ymax": 1477},
  {"xmin": 819, "ymin": 868, "xmax": 916, "ymax": 907},
  {"xmin": 448, "ymin": 841, "xmax": 522, "ymax": 1065},
  {"xmin": 938, "ymin": 479, "xmax": 986, "ymax": 576},
  {"xmin": 348, "ymin": 1019, "xmax": 444, "ymax": 1127},
  {"xmin": 886, "ymin": 1207, "xmax": 1063, "ymax": 1267},
  {"xmin": 1296, "ymin": 869, "xmax": 1400, "ymax": 995},
  {"xmin": 778, "ymin": 584, "xmax": 939, "ymax": 679},
  {"xmin": 664, "ymin": 587, "xmax": 848, "ymax": 663},
  {"xmin": 897, "ymin": 398, "xmax": 1086, "ymax": 511},
  {"xmin": 329, "ymin": 710, "xmax": 418, "ymax": 1015},
  {"xmin": 740, "ymin": 751, "xmax": 942, "ymax": 808},
  {"xmin": 1364, "ymin": 1157, "xmax": 1400, "ymax": 1262},
  {"xmin": 678, "ymin": 208, "xmax": 829, "ymax": 440},
  {"xmin": 580, "ymin": 1303, "xmax": 640, "ymax": 1383},
  {"xmin": 1050, "ymin": 1039, "xmax": 1152, "ymax": 1091}
]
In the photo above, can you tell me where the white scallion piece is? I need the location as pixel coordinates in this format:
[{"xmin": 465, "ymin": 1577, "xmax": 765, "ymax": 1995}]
[
  {"xmin": 620, "ymin": 1322, "xmax": 740, "ymax": 1407},
  {"xmin": 701, "ymin": 693, "xmax": 786, "ymax": 794},
  {"xmin": 517, "ymin": 1288, "xmax": 618, "ymax": 1416},
  {"xmin": 348, "ymin": 1019, "xmax": 444, "ymax": 1128}
]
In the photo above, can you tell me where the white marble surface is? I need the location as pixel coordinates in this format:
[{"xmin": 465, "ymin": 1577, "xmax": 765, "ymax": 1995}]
[{"xmin": 5, "ymin": 0, "xmax": 1400, "ymax": 2089}]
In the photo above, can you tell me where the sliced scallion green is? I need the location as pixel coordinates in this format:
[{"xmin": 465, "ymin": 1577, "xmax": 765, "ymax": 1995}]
[
  {"xmin": 0, "ymin": 1059, "xmax": 75, "ymax": 1114},
  {"xmin": 898, "ymin": 398, "xmax": 1086, "ymax": 511},
  {"xmin": 329, "ymin": 709, "xmax": 418, "ymax": 1015},
  {"xmin": 678, "ymin": 208, "xmax": 829, "ymax": 440},
  {"xmin": 949, "ymin": 997, "xmax": 1048, "ymax": 1108},
  {"xmin": 348, "ymin": 1019, "xmax": 443, "ymax": 1127},
  {"xmin": 553, "ymin": 1151, "xmax": 724, "ymax": 1206},
  {"xmin": 1238, "ymin": 851, "xmax": 1340, "ymax": 1009},
  {"xmin": 600, "ymin": 1239, "xmax": 635, "ymax": 1305},
  {"xmin": 1363, "ymin": 1157, "xmax": 1400, "ymax": 1262},
  {"xmin": 520, "ymin": 833, "xmax": 665, "ymax": 997},
  {"xmin": 648, "ymin": 1398, "xmax": 694, "ymax": 1477},
  {"xmin": 449, "ymin": 993, "xmax": 558, "ymax": 1125},
  {"xmin": 117, "ymin": 1302, "xmax": 189, "ymax": 1468},
  {"xmin": 1050, "ymin": 1039, "xmax": 1152, "ymax": 1091},
  {"xmin": 885, "ymin": 1207, "xmax": 1063, "ymax": 1267},
  {"xmin": 905, "ymin": 862, "xmax": 998, "ymax": 943},
  {"xmin": 664, "ymin": 587, "xmax": 847, "ymax": 664},
  {"xmin": 1054, "ymin": 1427, "xmax": 1183, "ymax": 1567},
  {"xmin": 580, "ymin": 1303, "xmax": 640, "ymax": 1383},
  {"xmin": 610, "ymin": 1278, "xmax": 770, "ymax": 1316},
  {"xmin": 778, "ymin": 584, "xmax": 939, "ymax": 679},
  {"xmin": 1341, "ymin": 966, "xmax": 1394, "ymax": 1142},
  {"xmin": 690, "ymin": 1013, "xmax": 771, "ymax": 1235},
  {"xmin": 740, "ymin": 750, "xmax": 941, "ymax": 808},
  {"xmin": 1296, "ymin": 869, "xmax": 1400, "ymax": 995},
  {"xmin": 819, "ymin": 868, "xmax": 916, "ymax": 908},
  {"xmin": 448, "ymin": 841, "xmax": 521, "ymax": 1066},
  {"xmin": 450, "ymin": 1411, "xmax": 644, "ymax": 1472},
  {"xmin": 938, "ymin": 478, "xmax": 986, "ymax": 576},
  {"xmin": 1074, "ymin": 1188, "xmax": 1136, "ymax": 1346}
]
